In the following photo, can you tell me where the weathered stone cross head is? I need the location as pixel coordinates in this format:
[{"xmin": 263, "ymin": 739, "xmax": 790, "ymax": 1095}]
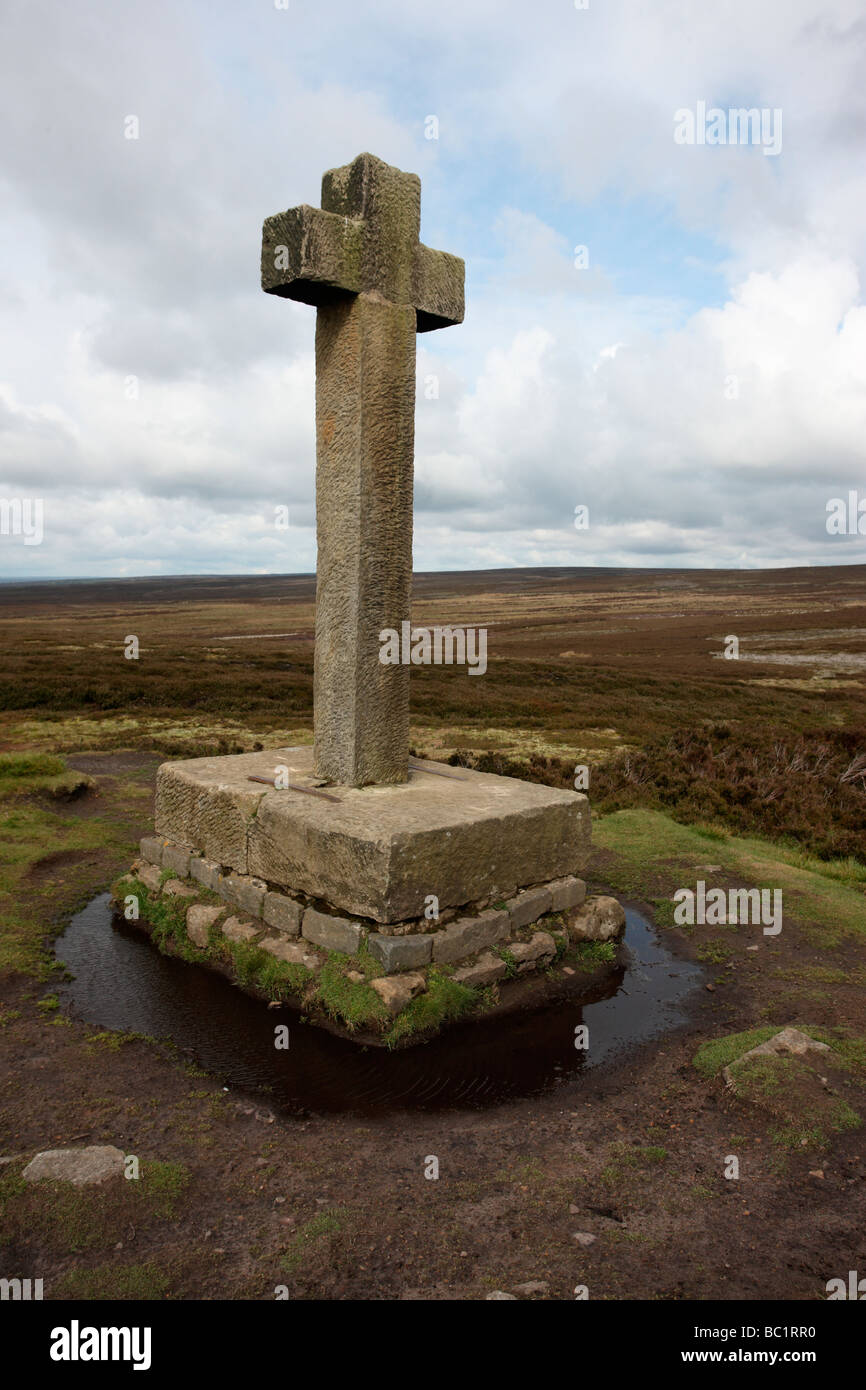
[{"xmin": 261, "ymin": 153, "xmax": 465, "ymax": 788}]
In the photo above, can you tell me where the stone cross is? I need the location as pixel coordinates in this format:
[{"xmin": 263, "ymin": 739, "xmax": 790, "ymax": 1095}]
[{"xmin": 261, "ymin": 153, "xmax": 464, "ymax": 787}]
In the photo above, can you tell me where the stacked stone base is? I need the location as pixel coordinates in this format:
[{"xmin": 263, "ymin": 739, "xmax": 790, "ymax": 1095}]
[{"xmin": 121, "ymin": 834, "xmax": 626, "ymax": 1040}]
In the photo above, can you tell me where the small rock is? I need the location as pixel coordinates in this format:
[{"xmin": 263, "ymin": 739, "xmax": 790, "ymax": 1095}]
[
  {"xmin": 259, "ymin": 935, "xmax": 321, "ymax": 972},
  {"xmin": 368, "ymin": 931, "xmax": 433, "ymax": 973},
  {"xmin": 486, "ymin": 1291, "xmax": 517, "ymax": 1300},
  {"xmin": 453, "ymin": 951, "xmax": 507, "ymax": 989},
  {"xmin": 506, "ymin": 886, "xmax": 553, "ymax": 931},
  {"xmin": 572, "ymin": 1232, "xmax": 596, "ymax": 1246},
  {"xmin": 136, "ymin": 863, "xmax": 162, "ymax": 894},
  {"xmin": 509, "ymin": 931, "xmax": 556, "ymax": 974},
  {"xmin": 512, "ymin": 1280, "xmax": 549, "ymax": 1297},
  {"xmin": 186, "ymin": 903, "xmax": 223, "ymax": 948},
  {"xmin": 302, "ymin": 907, "xmax": 364, "ymax": 956},
  {"xmin": 162, "ymin": 844, "xmax": 191, "ymax": 877},
  {"xmin": 222, "ymin": 916, "xmax": 260, "ymax": 943},
  {"xmin": 370, "ymin": 972, "xmax": 427, "ymax": 1017},
  {"xmin": 566, "ymin": 896, "xmax": 625, "ymax": 943},
  {"xmin": 23, "ymin": 1145, "xmax": 125, "ymax": 1186},
  {"xmin": 722, "ymin": 1026, "xmax": 830, "ymax": 1088},
  {"xmin": 164, "ymin": 879, "xmax": 197, "ymax": 899},
  {"xmin": 262, "ymin": 890, "xmax": 302, "ymax": 936},
  {"xmin": 548, "ymin": 876, "xmax": 586, "ymax": 913}
]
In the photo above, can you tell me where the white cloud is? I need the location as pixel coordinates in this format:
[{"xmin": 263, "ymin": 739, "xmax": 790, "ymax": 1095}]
[{"xmin": 0, "ymin": 0, "xmax": 864, "ymax": 576}]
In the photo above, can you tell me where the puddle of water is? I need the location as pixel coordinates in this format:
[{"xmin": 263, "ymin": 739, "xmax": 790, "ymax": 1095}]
[{"xmin": 55, "ymin": 896, "xmax": 703, "ymax": 1118}]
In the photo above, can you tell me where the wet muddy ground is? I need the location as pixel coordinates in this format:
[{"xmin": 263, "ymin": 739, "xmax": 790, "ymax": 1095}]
[
  {"xmin": 55, "ymin": 896, "xmax": 704, "ymax": 1116},
  {"xmin": 1, "ymin": 568, "xmax": 865, "ymax": 1300}
]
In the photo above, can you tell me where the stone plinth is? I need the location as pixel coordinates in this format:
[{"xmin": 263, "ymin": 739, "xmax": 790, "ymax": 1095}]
[{"xmin": 154, "ymin": 746, "xmax": 589, "ymax": 925}]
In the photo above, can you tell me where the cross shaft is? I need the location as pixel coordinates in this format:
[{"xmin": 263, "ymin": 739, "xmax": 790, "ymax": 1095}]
[{"xmin": 262, "ymin": 153, "xmax": 464, "ymax": 786}]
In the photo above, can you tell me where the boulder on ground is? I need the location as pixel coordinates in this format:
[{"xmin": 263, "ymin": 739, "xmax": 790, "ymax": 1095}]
[
  {"xmin": 566, "ymin": 895, "xmax": 625, "ymax": 942},
  {"xmin": 23, "ymin": 1145, "xmax": 125, "ymax": 1186}
]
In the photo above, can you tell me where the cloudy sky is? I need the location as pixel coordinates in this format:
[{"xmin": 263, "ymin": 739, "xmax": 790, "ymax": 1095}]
[{"xmin": 1, "ymin": 0, "xmax": 865, "ymax": 577}]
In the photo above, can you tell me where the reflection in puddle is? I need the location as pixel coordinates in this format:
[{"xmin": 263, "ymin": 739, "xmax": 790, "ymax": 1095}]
[{"xmin": 55, "ymin": 895, "xmax": 703, "ymax": 1117}]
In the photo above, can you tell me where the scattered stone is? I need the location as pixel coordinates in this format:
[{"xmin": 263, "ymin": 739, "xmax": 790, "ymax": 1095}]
[
  {"xmin": 368, "ymin": 931, "xmax": 432, "ymax": 973},
  {"xmin": 509, "ymin": 931, "xmax": 556, "ymax": 974},
  {"xmin": 139, "ymin": 835, "xmax": 163, "ymax": 866},
  {"xmin": 222, "ymin": 916, "xmax": 260, "ymax": 944},
  {"xmin": 694, "ymin": 864, "xmax": 722, "ymax": 873},
  {"xmin": 722, "ymin": 1026, "xmax": 830, "ymax": 1088},
  {"xmin": 259, "ymin": 935, "xmax": 321, "ymax": 972},
  {"xmin": 485, "ymin": 1291, "xmax": 517, "ymax": 1300},
  {"xmin": 23, "ymin": 1145, "xmax": 125, "ymax": 1186},
  {"xmin": 566, "ymin": 895, "xmax": 625, "ymax": 942},
  {"xmin": 432, "ymin": 909, "xmax": 509, "ymax": 964},
  {"xmin": 221, "ymin": 873, "xmax": 266, "ymax": 917},
  {"xmin": 346, "ymin": 970, "xmax": 366, "ymax": 984},
  {"xmin": 453, "ymin": 951, "xmax": 507, "ymax": 989},
  {"xmin": 186, "ymin": 904, "xmax": 224, "ymax": 948},
  {"xmin": 136, "ymin": 863, "xmax": 162, "ymax": 893},
  {"xmin": 190, "ymin": 856, "xmax": 222, "ymax": 892},
  {"xmin": 163, "ymin": 879, "xmax": 197, "ymax": 899},
  {"xmin": 512, "ymin": 1280, "xmax": 549, "ymax": 1297},
  {"xmin": 548, "ymin": 876, "xmax": 586, "ymax": 913},
  {"xmin": 573, "ymin": 1232, "xmax": 596, "ymax": 1246},
  {"xmin": 370, "ymin": 972, "xmax": 427, "ymax": 1017},
  {"xmin": 302, "ymin": 907, "xmax": 364, "ymax": 955},
  {"xmin": 263, "ymin": 890, "xmax": 302, "ymax": 936},
  {"xmin": 162, "ymin": 844, "xmax": 191, "ymax": 877},
  {"xmin": 506, "ymin": 885, "xmax": 553, "ymax": 931}
]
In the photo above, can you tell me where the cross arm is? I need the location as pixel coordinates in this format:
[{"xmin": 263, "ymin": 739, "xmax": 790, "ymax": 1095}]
[
  {"xmin": 413, "ymin": 243, "xmax": 465, "ymax": 332},
  {"xmin": 261, "ymin": 205, "xmax": 364, "ymax": 306}
]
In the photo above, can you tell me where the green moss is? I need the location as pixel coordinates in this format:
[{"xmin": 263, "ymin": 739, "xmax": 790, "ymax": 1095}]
[
  {"xmin": 697, "ymin": 938, "xmax": 734, "ymax": 964},
  {"xmin": 496, "ymin": 946, "xmax": 518, "ymax": 979},
  {"xmin": 572, "ymin": 940, "xmax": 616, "ymax": 967},
  {"xmin": 280, "ymin": 1208, "xmax": 348, "ymax": 1273},
  {"xmin": 704, "ymin": 1038, "xmax": 863, "ymax": 1151},
  {"xmin": 0, "ymin": 751, "xmax": 90, "ymax": 800},
  {"xmin": 137, "ymin": 1160, "xmax": 190, "ymax": 1219},
  {"xmin": 385, "ymin": 969, "xmax": 476, "ymax": 1047},
  {"xmin": 315, "ymin": 955, "xmax": 389, "ymax": 1031},
  {"xmin": 55, "ymin": 1262, "xmax": 170, "ymax": 1300},
  {"xmin": 692, "ymin": 1027, "xmax": 784, "ymax": 1078},
  {"xmin": 0, "ymin": 752, "xmax": 66, "ymax": 781},
  {"xmin": 0, "ymin": 805, "xmax": 132, "ymax": 979},
  {"xmin": 694, "ymin": 1025, "xmax": 866, "ymax": 1080}
]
